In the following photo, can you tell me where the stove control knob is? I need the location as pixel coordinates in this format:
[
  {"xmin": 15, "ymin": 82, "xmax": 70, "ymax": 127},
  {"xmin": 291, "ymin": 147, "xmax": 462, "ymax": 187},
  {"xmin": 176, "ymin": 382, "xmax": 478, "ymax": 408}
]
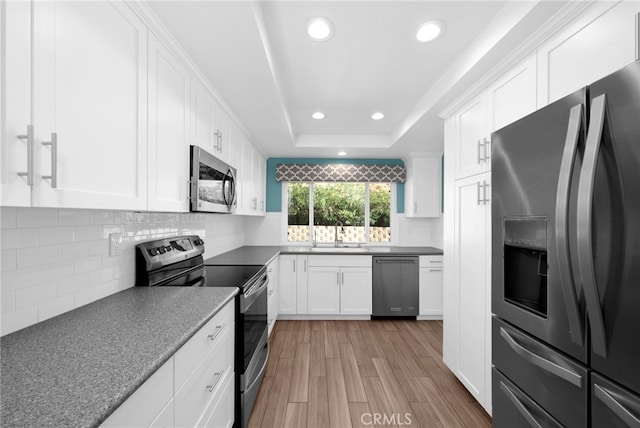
[
  {"xmin": 158, "ymin": 246, "xmax": 166, "ymax": 254},
  {"xmin": 149, "ymin": 248, "xmax": 158, "ymax": 256},
  {"xmin": 195, "ymin": 239, "xmax": 204, "ymax": 246},
  {"xmin": 165, "ymin": 245, "xmax": 172, "ymax": 252}
]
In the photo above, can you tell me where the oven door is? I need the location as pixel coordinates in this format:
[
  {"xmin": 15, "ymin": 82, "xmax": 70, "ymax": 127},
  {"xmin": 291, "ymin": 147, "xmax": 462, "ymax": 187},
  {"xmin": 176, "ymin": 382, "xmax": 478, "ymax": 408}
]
[
  {"xmin": 239, "ymin": 273, "xmax": 268, "ymax": 378},
  {"xmin": 190, "ymin": 145, "xmax": 236, "ymax": 213}
]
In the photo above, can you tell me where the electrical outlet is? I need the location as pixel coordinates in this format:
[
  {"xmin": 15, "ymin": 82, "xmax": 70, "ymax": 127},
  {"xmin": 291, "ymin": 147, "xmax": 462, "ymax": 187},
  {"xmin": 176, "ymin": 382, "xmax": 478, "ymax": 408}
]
[{"xmin": 109, "ymin": 233, "xmax": 123, "ymax": 257}]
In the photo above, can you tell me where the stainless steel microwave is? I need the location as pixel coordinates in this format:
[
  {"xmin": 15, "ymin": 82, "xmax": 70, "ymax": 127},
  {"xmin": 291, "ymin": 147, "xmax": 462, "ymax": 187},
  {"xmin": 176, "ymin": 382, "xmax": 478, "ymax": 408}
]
[{"xmin": 190, "ymin": 145, "xmax": 237, "ymax": 214}]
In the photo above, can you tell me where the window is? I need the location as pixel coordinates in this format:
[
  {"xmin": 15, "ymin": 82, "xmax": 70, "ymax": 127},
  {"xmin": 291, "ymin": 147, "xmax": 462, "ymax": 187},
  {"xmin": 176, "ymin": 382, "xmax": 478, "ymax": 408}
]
[{"xmin": 286, "ymin": 182, "xmax": 392, "ymax": 244}]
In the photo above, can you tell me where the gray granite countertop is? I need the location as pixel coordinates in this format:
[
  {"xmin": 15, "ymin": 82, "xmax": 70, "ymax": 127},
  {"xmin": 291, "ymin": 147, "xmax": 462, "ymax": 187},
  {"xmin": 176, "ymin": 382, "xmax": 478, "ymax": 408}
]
[
  {"xmin": 204, "ymin": 245, "xmax": 442, "ymax": 266},
  {"xmin": 0, "ymin": 286, "xmax": 238, "ymax": 428}
]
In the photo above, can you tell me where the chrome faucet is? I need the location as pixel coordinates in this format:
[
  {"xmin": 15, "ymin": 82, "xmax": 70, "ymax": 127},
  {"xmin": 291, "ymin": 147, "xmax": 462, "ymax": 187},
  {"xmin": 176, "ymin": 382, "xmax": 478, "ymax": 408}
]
[{"xmin": 334, "ymin": 221, "xmax": 344, "ymax": 247}]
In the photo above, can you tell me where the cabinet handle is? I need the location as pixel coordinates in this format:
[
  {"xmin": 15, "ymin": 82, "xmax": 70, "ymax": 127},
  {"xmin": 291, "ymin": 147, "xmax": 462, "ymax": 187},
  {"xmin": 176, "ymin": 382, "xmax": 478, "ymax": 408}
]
[
  {"xmin": 428, "ymin": 268, "xmax": 443, "ymax": 272},
  {"xmin": 206, "ymin": 369, "xmax": 225, "ymax": 392},
  {"xmin": 429, "ymin": 260, "xmax": 441, "ymax": 263},
  {"xmin": 483, "ymin": 137, "xmax": 491, "ymax": 161},
  {"xmin": 41, "ymin": 132, "xmax": 57, "ymax": 188},
  {"xmin": 219, "ymin": 131, "xmax": 223, "ymax": 153},
  {"xmin": 483, "ymin": 181, "xmax": 490, "ymax": 204},
  {"xmin": 268, "ymin": 290, "xmax": 274, "ymax": 296},
  {"xmin": 293, "ymin": 260, "xmax": 296, "ymax": 273},
  {"xmin": 207, "ymin": 324, "xmax": 226, "ymax": 341},
  {"xmin": 16, "ymin": 124, "xmax": 34, "ymax": 186},
  {"xmin": 337, "ymin": 272, "xmax": 340, "ymax": 285},
  {"xmin": 476, "ymin": 139, "xmax": 482, "ymax": 164},
  {"xmin": 413, "ymin": 202, "xmax": 418, "ymax": 214},
  {"xmin": 304, "ymin": 259, "xmax": 307, "ymax": 272},
  {"xmin": 342, "ymin": 272, "xmax": 344, "ymax": 285},
  {"xmin": 477, "ymin": 181, "xmax": 483, "ymax": 205}
]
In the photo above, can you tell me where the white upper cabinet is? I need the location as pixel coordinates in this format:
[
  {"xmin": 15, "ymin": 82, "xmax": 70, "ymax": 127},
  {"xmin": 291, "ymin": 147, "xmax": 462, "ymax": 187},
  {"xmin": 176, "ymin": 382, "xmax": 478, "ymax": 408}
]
[
  {"xmin": 1, "ymin": 1, "xmax": 32, "ymax": 207},
  {"xmin": 487, "ymin": 54, "xmax": 538, "ymax": 133},
  {"xmin": 191, "ymin": 79, "xmax": 218, "ymax": 154},
  {"xmin": 454, "ymin": 93, "xmax": 489, "ymax": 179},
  {"xmin": 32, "ymin": 1, "xmax": 148, "ymax": 210},
  {"xmin": 538, "ymin": 1, "xmax": 640, "ymax": 105},
  {"xmin": 404, "ymin": 153, "xmax": 442, "ymax": 218},
  {"xmin": 148, "ymin": 34, "xmax": 191, "ymax": 212},
  {"xmin": 213, "ymin": 104, "xmax": 234, "ymax": 165}
]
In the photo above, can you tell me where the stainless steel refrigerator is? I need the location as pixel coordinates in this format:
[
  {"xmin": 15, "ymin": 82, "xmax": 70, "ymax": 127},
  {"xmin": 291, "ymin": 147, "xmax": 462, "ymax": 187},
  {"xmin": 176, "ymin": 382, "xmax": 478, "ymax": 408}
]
[{"xmin": 491, "ymin": 59, "xmax": 640, "ymax": 427}]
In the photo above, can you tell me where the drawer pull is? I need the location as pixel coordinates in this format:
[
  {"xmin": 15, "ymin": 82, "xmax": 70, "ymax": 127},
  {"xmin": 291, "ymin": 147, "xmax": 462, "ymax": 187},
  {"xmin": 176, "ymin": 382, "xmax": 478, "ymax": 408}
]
[
  {"xmin": 429, "ymin": 268, "xmax": 443, "ymax": 272},
  {"xmin": 429, "ymin": 260, "xmax": 442, "ymax": 263},
  {"xmin": 207, "ymin": 324, "xmax": 226, "ymax": 341},
  {"xmin": 206, "ymin": 369, "xmax": 225, "ymax": 393}
]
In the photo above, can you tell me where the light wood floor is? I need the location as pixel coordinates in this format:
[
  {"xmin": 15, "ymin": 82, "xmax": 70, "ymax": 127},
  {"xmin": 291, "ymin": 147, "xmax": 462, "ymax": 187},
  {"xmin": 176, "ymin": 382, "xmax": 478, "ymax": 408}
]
[{"xmin": 248, "ymin": 320, "xmax": 492, "ymax": 428}]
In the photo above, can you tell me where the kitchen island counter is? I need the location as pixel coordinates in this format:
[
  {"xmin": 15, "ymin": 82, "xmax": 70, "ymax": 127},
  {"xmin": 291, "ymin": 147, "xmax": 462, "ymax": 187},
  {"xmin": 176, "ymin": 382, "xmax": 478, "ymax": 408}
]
[{"xmin": 0, "ymin": 286, "xmax": 238, "ymax": 428}]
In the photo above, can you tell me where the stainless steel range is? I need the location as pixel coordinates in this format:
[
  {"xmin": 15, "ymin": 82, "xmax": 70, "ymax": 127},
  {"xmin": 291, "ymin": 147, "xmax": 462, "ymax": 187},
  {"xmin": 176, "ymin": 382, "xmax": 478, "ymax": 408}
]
[{"xmin": 135, "ymin": 236, "xmax": 268, "ymax": 428}]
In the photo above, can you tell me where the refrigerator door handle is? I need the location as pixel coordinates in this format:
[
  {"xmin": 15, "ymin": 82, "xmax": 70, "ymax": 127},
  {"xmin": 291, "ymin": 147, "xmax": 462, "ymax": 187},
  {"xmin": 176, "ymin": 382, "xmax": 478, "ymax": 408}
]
[
  {"xmin": 554, "ymin": 104, "xmax": 585, "ymax": 346},
  {"xmin": 577, "ymin": 94, "xmax": 608, "ymax": 358},
  {"xmin": 499, "ymin": 381, "xmax": 544, "ymax": 428},
  {"xmin": 500, "ymin": 327, "xmax": 583, "ymax": 387},
  {"xmin": 594, "ymin": 384, "xmax": 640, "ymax": 428}
]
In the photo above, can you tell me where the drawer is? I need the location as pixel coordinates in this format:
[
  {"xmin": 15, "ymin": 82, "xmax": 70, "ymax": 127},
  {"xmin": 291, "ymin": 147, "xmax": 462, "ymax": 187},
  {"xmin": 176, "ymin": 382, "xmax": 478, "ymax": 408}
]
[
  {"xmin": 308, "ymin": 255, "xmax": 371, "ymax": 267},
  {"xmin": 419, "ymin": 255, "xmax": 443, "ymax": 267},
  {"xmin": 201, "ymin": 368, "xmax": 235, "ymax": 428},
  {"xmin": 493, "ymin": 317, "xmax": 587, "ymax": 427},
  {"xmin": 100, "ymin": 358, "xmax": 173, "ymax": 428},
  {"xmin": 175, "ymin": 325, "xmax": 234, "ymax": 427},
  {"xmin": 174, "ymin": 300, "xmax": 234, "ymax": 390}
]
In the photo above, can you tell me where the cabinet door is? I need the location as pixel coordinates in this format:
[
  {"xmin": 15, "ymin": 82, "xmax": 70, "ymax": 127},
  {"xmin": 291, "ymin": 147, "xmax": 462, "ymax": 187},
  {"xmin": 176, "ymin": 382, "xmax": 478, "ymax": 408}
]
[
  {"xmin": 405, "ymin": 154, "xmax": 442, "ymax": 218},
  {"xmin": 340, "ymin": 267, "xmax": 372, "ymax": 315},
  {"xmin": 148, "ymin": 35, "xmax": 190, "ymax": 212},
  {"xmin": 191, "ymin": 80, "xmax": 217, "ymax": 154},
  {"xmin": 419, "ymin": 266, "xmax": 443, "ymax": 317},
  {"xmin": 307, "ymin": 266, "xmax": 340, "ymax": 315},
  {"xmin": 256, "ymin": 150, "xmax": 266, "ymax": 214},
  {"xmin": 455, "ymin": 94, "xmax": 488, "ymax": 179},
  {"xmin": 1, "ymin": 0, "xmax": 32, "ymax": 206},
  {"xmin": 278, "ymin": 255, "xmax": 297, "ymax": 315},
  {"xmin": 453, "ymin": 173, "xmax": 491, "ymax": 404},
  {"xmin": 537, "ymin": 1, "xmax": 640, "ymax": 105},
  {"xmin": 32, "ymin": 1, "xmax": 148, "ymax": 210},
  {"xmin": 214, "ymin": 103, "xmax": 233, "ymax": 164},
  {"xmin": 487, "ymin": 54, "xmax": 537, "ymax": 133}
]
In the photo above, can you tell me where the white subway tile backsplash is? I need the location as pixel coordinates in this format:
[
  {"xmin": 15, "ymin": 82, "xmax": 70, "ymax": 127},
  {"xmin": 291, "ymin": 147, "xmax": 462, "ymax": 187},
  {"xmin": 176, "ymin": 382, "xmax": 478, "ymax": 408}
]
[
  {"xmin": 16, "ymin": 282, "xmax": 57, "ymax": 309},
  {"xmin": 74, "ymin": 255, "xmax": 102, "ymax": 274},
  {"xmin": 1, "ymin": 207, "xmax": 17, "ymax": 229},
  {"xmin": 2, "ymin": 250, "xmax": 17, "ymax": 271},
  {"xmin": 58, "ymin": 274, "xmax": 89, "ymax": 296},
  {"xmin": 58, "ymin": 209, "xmax": 90, "ymax": 226},
  {"xmin": 16, "ymin": 208, "xmax": 58, "ymax": 228},
  {"xmin": 38, "ymin": 294, "xmax": 75, "ymax": 322},
  {"xmin": 58, "ymin": 241, "xmax": 92, "ymax": 261},
  {"xmin": 74, "ymin": 225, "xmax": 102, "ymax": 242},
  {"xmin": 1, "ymin": 228, "xmax": 39, "ymax": 249},
  {"xmin": 16, "ymin": 245, "xmax": 58, "ymax": 269},
  {"xmin": 38, "ymin": 226, "xmax": 75, "ymax": 246},
  {"xmin": 74, "ymin": 285, "xmax": 102, "ymax": 307},
  {"xmin": 2, "ymin": 291, "xmax": 16, "ymax": 313},
  {"xmin": 2, "ymin": 306, "xmax": 38, "ymax": 336},
  {"xmin": 1, "ymin": 207, "xmax": 246, "ymax": 336}
]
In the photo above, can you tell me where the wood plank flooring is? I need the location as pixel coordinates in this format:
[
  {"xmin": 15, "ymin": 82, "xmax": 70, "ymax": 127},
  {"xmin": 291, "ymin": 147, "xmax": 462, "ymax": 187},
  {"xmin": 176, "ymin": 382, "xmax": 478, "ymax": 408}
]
[{"xmin": 248, "ymin": 320, "xmax": 492, "ymax": 428}]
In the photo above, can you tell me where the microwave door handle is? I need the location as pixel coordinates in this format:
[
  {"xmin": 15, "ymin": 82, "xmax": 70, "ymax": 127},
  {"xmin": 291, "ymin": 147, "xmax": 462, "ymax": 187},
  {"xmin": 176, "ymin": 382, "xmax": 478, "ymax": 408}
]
[
  {"xmin": 227, "ymin": 168, "xmax": 237, "ymax": 206},
  {"xmin": 222, "ymin": 171, "xmax": 232, "ymax": 209},
  {"xmin": 577, "ymin": 94, "xmax": 608, "ymax": 358},
  {"xmin": 554, "ymin": 103, "xmax": 585, "ymax": 346}
]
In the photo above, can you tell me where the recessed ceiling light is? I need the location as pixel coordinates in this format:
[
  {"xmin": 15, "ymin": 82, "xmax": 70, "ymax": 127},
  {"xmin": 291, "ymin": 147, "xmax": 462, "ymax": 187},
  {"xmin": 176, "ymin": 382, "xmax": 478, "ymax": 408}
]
[
  {"xmin": 312, "ymin": 111, "xmax": 325, "ymax": 120},
  {"xmin": 307, "ymin": 17, "xmax": 334, "ymax": 41},
  {"xmin": 416, "ymin": 20, "xmax": 444, "ymax": 42},
  {"xmin": 337, "ymin": 151, "xmax": 347, "ymax": 156},
  {"xmin": 371, "ymin": 112, "xmax": 385, "ymax": 120}
]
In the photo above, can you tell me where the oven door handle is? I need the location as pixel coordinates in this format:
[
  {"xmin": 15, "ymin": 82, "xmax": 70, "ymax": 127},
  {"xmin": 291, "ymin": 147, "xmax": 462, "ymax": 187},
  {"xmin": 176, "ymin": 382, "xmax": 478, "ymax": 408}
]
[{"xmin": 241, "ymin": 274, "xmax": 268, "ymax": 313}]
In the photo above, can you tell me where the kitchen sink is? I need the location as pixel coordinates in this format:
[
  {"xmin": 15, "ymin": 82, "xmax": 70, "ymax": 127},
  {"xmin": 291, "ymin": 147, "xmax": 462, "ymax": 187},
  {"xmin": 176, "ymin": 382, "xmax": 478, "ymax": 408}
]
[{"xmin": 310, "ymin": 246, "xmax": 368, "ymax": 253}]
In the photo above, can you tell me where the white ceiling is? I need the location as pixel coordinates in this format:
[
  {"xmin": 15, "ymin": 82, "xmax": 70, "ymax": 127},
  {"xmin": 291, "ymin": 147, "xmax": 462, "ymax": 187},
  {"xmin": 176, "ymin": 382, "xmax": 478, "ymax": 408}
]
[{"xmin": 148, "ymin": 0, "xmax": 570, "ymax": 159}]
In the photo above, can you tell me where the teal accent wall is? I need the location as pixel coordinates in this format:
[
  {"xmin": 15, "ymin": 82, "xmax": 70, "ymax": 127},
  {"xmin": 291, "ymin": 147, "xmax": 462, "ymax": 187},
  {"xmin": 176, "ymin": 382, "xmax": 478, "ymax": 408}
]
[{"xmin": 266, "ymin": 158, "xmax": 405, "ymax": 213}]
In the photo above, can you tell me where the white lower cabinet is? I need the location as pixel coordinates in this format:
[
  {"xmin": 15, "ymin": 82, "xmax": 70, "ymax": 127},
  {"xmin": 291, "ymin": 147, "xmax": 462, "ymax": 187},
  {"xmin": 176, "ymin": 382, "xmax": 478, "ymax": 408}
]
[
  {"xmin": 100, "ymin": 299, "xmax": 235, "ymax": 428},
  {"xmin": 278, "ymin": 255, "xmax": 308, "ymax": 315},
  {"xmin": 306, "ymin": 256, "xmax": 372, "ymax": 316},
  {"xmin": 419, "ymin": 255, "xmax": 443, "ymax": 318}
]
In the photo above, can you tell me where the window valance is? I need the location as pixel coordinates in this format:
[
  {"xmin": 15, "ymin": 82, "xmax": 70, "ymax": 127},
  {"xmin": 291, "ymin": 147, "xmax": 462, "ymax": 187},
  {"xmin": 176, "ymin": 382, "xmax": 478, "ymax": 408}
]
[{"xmin": 275, "ymin": 163, "xmax": 406, "ymax": 183}]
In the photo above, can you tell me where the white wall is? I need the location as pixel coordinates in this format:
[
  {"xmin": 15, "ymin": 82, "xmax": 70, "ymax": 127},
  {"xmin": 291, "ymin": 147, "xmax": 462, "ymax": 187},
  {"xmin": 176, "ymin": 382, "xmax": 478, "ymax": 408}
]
[{"xmin": 0, "ymin": 207, "xmax": 245, "ymax": 336}]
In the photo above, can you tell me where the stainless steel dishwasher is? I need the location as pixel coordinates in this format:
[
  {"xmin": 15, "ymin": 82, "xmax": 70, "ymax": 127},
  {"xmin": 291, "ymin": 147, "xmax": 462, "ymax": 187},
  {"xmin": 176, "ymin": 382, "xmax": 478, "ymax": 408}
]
[{"xmin": 372, "ymin": 256, "xmax": 419, "ymax": 316}]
